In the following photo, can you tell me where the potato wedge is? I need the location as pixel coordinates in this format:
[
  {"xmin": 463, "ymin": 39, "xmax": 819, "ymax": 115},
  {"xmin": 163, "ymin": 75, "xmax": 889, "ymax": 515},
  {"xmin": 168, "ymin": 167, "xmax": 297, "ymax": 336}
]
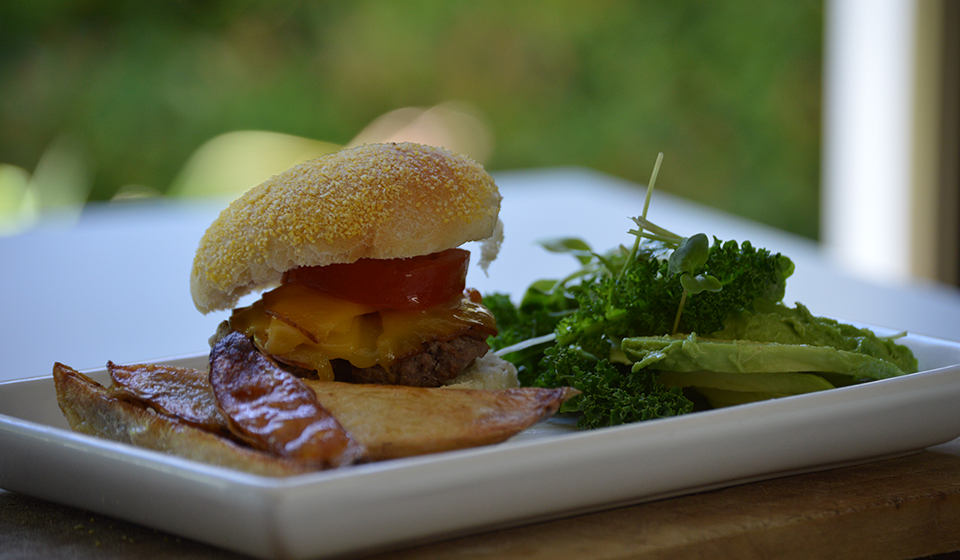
[
  {"xmin": 54, "ymin": 340, "xmax": 578, "ymax": 473},
  {"xmin": 209, "ymin": 332, "xmax": 365, "ymax": 469},
  {"xmin": 107, "ymin": 361, "xmax": 227, "ymax": 434},
  {"xmin": 53, "ymin": 363, "xmax": 311, "ymax": 476},
  {"xmin": 110, "ymin": 362, "xmax": 576, "ymax": 463},
  {"xmin": 306, "ymin": 380, "xmax": 577, "ymax": 460}
]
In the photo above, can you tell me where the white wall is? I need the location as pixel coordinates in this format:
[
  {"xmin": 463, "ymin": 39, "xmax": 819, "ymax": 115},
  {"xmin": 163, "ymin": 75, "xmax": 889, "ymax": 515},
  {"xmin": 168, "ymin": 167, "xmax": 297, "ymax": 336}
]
[{"xmin": 821, "ymin": 0, "xmax": 944, "ymax": 284}]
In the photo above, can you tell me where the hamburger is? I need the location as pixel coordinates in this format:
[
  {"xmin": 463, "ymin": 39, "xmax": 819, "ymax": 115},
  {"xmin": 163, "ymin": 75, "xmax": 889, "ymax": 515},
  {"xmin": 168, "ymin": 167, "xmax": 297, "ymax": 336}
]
[
  {"xmin": 53, "ymin": 142, "xmax": 577, "ymax": 474},
  {"xmin": 189, "ymin": 142, "xmax": 515, "ymax": 389}
]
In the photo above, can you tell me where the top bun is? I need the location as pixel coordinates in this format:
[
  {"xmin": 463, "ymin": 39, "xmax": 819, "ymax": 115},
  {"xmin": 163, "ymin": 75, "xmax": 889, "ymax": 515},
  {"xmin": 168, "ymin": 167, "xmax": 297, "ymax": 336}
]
[{"xmin": 190, "ymin": 142, "xmax": 502, "ymax": 314}]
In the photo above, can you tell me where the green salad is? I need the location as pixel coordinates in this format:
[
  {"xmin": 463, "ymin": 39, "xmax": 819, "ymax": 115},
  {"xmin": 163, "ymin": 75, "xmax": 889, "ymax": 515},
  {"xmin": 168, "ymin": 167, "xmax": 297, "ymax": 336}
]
[{"xmin": 485, "ymin": 155, "xmax": 918, "ymax": 429}]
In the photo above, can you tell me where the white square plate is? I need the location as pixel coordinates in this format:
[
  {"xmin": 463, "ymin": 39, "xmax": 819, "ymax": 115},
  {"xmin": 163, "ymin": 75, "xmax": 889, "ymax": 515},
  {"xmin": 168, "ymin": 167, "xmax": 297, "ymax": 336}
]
[{"xmin": 2, "ymin": 330, "xmax": 960, "ymax": 559}]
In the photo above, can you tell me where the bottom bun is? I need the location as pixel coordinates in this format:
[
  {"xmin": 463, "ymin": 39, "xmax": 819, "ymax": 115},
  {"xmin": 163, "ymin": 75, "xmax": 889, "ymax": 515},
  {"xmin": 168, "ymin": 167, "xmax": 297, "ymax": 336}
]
[{"xmin": 442, "ymin": 353, "xmax": 519, "ymax": 390}]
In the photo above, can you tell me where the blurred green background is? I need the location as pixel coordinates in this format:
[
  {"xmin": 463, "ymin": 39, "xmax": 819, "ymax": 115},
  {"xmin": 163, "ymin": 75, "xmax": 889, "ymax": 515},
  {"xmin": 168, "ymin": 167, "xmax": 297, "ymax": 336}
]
[{"xmin": 0, "ymin": 0, "xmax": 822, "ymax": 238}]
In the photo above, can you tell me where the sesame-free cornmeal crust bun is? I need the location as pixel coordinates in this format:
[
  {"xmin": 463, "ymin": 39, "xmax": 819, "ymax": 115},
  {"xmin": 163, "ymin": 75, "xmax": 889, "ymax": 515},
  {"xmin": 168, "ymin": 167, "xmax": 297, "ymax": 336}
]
[{"xmin": 190, "ymin": 142, "xmax": 502, "ymax": 314}]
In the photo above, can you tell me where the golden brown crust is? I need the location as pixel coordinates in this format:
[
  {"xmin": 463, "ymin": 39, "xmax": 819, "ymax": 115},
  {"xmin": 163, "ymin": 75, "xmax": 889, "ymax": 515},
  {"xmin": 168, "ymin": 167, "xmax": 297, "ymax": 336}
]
[{"xmin": 191, "ymin": 142, "xmax": 502, "ymax": 314}]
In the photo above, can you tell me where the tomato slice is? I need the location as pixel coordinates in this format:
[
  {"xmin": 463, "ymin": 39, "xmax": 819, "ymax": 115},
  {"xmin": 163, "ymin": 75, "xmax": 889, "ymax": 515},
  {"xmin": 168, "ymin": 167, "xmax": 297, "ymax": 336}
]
[{"xmin": 281, "ymin": 248, "xmax": 470, "ymax": 310}]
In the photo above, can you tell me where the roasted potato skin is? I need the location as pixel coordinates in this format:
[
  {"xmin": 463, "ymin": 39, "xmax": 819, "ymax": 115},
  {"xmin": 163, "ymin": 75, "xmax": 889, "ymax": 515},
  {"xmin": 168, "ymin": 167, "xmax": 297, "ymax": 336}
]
[
  {"xmin": 106, "ymin": 361, "xmax": 227, "ymax": 433},
  {"xmin": 54, "ymin": 362, "xmax": 312, "ymax": 476},
  {"xmin": 54, "ymin": 346, "xmax": 577, "ymax": 475},
  {"xmin": 209, "ymin": 331, "xmax": 366, "ymax": 468}
]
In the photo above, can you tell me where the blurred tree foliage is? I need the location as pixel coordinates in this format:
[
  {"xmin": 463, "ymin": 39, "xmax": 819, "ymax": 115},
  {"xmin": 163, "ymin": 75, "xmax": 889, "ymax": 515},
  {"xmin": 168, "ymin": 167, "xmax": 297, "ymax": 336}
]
[{"xmin": 0, "ymin": 0, "xmax": 822, "ymax": 238}]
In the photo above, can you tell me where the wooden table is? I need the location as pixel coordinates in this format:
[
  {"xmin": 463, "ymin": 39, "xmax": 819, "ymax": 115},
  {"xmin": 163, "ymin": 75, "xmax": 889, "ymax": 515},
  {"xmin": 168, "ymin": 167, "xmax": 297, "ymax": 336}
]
[
  {"xmin": 4, "ymin": 441, "xmax": 960, "ymax": 559},
  {"xmin": 374, "ymin": 441, "xmax": 960, "ymax": 560},
  {"xmin": 4, "ymin": 168, "xmax": 960, "ymax": 559}
]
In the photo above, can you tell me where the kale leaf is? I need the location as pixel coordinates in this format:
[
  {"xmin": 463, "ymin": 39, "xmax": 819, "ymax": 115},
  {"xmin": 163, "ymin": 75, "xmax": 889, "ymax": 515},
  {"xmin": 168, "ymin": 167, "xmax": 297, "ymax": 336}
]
[
  {"xmin": 485, "ymin": 281, "xmax": 577, "ymax": 386},
  {"xmin": 557, "ymin": 238, "xmax": 794, "ymax": 348},
  {"xmin": 534, "ymin": 345, "xmax": 693, "ymax": 429},
  {"xmin": 485, "ymin": 233, "xmax": 796, "ymax": 428},
  {"xmin": 482, "ymin": 155, "xmax": 912, "ymax": 430}
]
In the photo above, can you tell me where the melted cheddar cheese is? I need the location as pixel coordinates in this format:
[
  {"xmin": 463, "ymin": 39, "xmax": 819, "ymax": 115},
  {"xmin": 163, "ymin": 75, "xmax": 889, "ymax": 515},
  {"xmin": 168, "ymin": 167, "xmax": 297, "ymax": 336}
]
[{"xmin": 229, "ymin": 282, "xmax": 497, "ymax": 381}]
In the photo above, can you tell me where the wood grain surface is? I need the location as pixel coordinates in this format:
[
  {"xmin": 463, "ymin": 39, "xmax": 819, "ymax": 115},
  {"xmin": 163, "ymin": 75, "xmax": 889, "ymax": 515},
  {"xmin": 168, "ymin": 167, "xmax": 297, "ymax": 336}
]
[
  {"xmin": 369, "ymin": 441, "xmax": 960, "ymax": 560},
  {"xmin": 4, "ymin": 442, "xmax": 960, "ymax": 559}
]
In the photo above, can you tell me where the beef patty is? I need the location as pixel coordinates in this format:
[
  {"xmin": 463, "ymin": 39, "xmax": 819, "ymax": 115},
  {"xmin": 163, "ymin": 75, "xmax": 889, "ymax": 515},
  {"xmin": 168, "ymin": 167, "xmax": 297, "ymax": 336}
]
[
  {"xmin": 335, "ymin": 328, "xmax": 491, "ymax": 387},
  {"xmin": 213, "ymin": 321, "xmax": 492, "ymax": 388}
]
